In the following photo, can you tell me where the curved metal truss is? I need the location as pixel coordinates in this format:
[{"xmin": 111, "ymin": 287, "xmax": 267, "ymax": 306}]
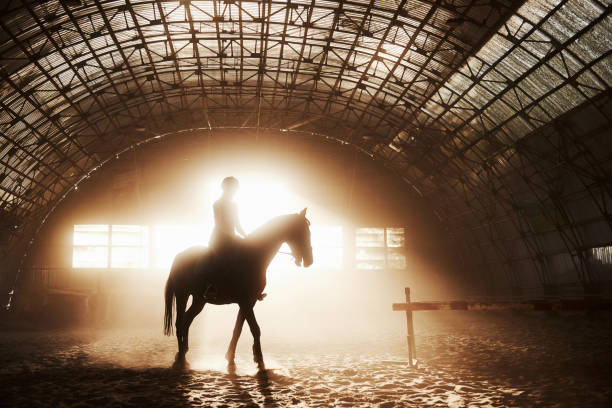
[{"xmin": 0, "ymin": 0, "xmax": 611, "ymax": 293}]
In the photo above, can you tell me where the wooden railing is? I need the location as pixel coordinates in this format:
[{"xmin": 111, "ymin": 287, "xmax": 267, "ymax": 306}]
[{"xmin": 393, "ymin": 287, "xmax": 612, "ymax": 367}]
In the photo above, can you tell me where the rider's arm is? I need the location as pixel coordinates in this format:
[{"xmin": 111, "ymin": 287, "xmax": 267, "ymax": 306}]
[
  {"xmin": 233, "ymin": 203, "xmax": 247, "ymax": 238},
  {"xmin": 236, "ymin": 224, "xmax": 246, "ymax": 238}
]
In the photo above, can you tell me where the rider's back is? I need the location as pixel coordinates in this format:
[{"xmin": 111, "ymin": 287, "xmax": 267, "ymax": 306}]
[{"xmin": 210, "ymin": 198, "xmax": 240, "ymax": 247}]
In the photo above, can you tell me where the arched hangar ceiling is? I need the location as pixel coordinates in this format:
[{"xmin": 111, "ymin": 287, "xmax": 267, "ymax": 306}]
[{"xmin": 0, "ymin": 0, "xmax": 611, "ymax": 292}]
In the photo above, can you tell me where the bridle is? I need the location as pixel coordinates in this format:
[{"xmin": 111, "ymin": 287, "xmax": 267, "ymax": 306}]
[{"xmin": 278, "ymin": 216, "xmax": 311, "ymax": 264}]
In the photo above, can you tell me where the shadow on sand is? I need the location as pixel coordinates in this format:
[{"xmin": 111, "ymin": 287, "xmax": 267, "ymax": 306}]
[
  {"xmin": 5, "ymin": 356, "xmax": 294, "ymax": 408},
  {"xmin": 224, "ymin": 364, "xmax": 295, "ymax": 407},
  {"xmin": 4, "ymin": 365, "xmax": 193, "ymax": 408}
]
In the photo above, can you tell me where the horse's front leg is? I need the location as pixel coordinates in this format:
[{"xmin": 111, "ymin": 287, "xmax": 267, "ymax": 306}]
[
  {"xmin": 226, "ymin": 309, "xmax": 245, "ymax": 365},
  {"xmin": 243, "ymin": 306, "xmax": 265, "ymax": 371}
]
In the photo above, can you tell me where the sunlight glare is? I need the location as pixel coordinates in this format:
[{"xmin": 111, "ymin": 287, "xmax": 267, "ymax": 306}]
[
  {"xmin": 154, "ymin": 225, "xmax": 211, "ymax": 268},
  {"xmin": 204, "ymin": 178, "xmax": 300, "ymax": 232}
]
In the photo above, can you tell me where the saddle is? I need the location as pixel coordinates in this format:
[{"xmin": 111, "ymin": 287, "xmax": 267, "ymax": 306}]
[{"xmin": 198, "ymin": 244, "xmax": 266, "ymax": 302}]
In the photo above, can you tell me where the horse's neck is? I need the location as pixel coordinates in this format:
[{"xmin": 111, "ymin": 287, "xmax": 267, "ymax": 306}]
[
  {"xmin": 259, "ymin": 239, "xmax": 284, "ymax": 270},
  {"xmin": 248, "ymin": 216, "xmax": 293, "ymax": 270}
]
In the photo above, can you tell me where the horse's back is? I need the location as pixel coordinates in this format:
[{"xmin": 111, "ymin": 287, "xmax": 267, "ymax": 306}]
[
  {"xmin": 169, "ymin": 246, "xmax": 209, "ymax": 282},
  {"xmin": 170, "ymin": 243, "xmax": 261, "ymax": 301},
  {"xmin": 172, "ymin": 245, "xmax": 207, "ymax": 266}
]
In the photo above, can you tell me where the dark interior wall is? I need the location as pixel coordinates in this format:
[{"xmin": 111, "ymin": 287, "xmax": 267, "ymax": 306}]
[{"xmin": 436, "ymin": 94, "xmax": 612, "ymax": 298}]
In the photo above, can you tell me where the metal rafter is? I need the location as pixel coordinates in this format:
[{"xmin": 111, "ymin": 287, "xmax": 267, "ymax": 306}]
[{"xmin": 0, "ymin": 0, "xmax": 611, "ymax": 296}]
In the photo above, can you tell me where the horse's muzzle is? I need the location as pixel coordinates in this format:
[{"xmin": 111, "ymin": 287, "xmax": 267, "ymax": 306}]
[{"xmin": 303, "ymin": 252, "xmax": 313, "ymax": 268}]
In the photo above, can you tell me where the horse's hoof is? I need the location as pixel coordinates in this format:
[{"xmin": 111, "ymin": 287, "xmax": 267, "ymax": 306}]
[
  {"xmin": 173, "ymin": 352, "xmax": 189, "ymax": 369},
  {"xmin": 178, "ymin": 360, "xmax": 190, "ymax": 369},
  {"xmin": 225, "ymin": 351, "xmax": 235, "ymax": 363},
  {"xmin": 253, "ymin": 356, "xmax": 265, "ymax": 371},
  {"xmin": 172, "ymin": 359, "xmax": 189, "ymax": 370}
]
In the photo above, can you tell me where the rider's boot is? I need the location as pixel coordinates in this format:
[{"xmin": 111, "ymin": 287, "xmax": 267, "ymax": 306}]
[{"xmin": 203, "ymin": 283, "xmax": 218, "ymax": 301}]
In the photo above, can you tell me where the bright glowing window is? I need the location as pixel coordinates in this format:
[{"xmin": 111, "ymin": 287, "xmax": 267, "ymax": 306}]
[
  {"xmin": 590, "ymin": 246, "xmax": 612, "ymax": 265},
  {"xmin": 356, "ymin": 228, "xmax": 385, "ymax": 270},
  {"xmin": 356, "ymin": 227, "xmax": 406, "ymax": 270},
  {"xmin": 73, "ymin": 224, "xmax": 149, "ymax": 269},
  {"xmin": 110, "ymin": 225, "xmax": 149, "ymax": 268},
  {"xmin": 73, "ymin": 223, "xmax": 344, "ymax": 270},
  {"xmin": 72, "ymin": 225, "xmax": 109, "ymax": 268},
  {"xmin": 386, "ymin": 227, "xmax": 406, "ymax": 270}
]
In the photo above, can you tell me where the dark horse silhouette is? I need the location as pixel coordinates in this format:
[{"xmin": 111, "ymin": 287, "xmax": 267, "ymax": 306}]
[{"xmin": 163, "ymin": 209, "xmax": 313, "ymax": 370}]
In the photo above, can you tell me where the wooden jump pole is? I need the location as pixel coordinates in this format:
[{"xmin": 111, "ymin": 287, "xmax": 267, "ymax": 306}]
[{"xmin": 404, "ymin": 287, "xmax": 417, "ymax": 367}]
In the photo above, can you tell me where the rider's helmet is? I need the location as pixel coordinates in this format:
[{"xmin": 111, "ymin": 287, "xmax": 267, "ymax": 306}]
[{"xmin": 221, "ymin": 176, "xmax": 239, "ymax": 193}]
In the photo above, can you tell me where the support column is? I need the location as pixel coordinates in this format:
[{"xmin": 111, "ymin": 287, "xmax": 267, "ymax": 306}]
[{"xmin": 404, "ymin": 287, "xmax": 417, "ymax": 367}]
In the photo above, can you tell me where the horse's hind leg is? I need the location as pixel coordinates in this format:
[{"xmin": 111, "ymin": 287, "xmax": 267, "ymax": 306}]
[
  {"xmin": 243, "ymin": 306, "xmax": 265, "ymax": 371},
  {"xmin": 175, "ymin": 292, "xmax": 188, "ymax": 358},
  {"xmin": 226, "ymin": 309, "xmax": 245, "ymax": 365},
  {"xmin": 182, "ymin": 295, "xmax": 206, "ymax": 353}
]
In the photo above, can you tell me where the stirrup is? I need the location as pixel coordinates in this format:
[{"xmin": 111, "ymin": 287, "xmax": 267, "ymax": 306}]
[{"xmin": 204, "ymin": 283, "xmax": 218, "ymax": 301}]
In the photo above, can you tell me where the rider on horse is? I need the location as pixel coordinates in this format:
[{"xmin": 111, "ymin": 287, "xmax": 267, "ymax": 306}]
[
  {"xmin": 210, "ymin": 176, "xmax": 246, "ymax": 247},
  {"xmin": 203, "ymin": 176, "xmax": 246, "ymax": 300}
]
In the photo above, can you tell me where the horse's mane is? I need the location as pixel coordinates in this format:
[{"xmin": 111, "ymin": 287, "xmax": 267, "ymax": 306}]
[{"xmin": 246, "ymin": 214, "xmax": 299, "ymax": 242}]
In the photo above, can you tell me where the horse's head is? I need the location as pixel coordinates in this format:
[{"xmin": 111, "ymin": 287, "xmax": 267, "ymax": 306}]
[{"xmin": 287, "ymin": 208, "xmax": 313, "ymax": 268}]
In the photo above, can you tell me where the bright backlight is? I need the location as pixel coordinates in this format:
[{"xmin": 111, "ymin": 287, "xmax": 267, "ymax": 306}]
[
  {"xmin": 203, "ymin": 178, "xmax": 300, "ymax": 232},
  {"xmin": 72, "ymin": 176, "xmax": 345, "ymax": 270},
  {"xmin": 153, "ymin": 225, "xmax": 210, "ymax": 269}
]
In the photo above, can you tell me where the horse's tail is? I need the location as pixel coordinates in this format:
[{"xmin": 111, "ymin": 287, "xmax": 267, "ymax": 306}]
[{"xmin": 163, "ymin": 263, "xmax": 176, "ymax": 336}]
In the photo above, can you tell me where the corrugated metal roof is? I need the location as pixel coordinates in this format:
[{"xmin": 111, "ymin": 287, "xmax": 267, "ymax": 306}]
[{"xmin": 0, "ymin": 0, "xmax": 610, "ymax": 291}]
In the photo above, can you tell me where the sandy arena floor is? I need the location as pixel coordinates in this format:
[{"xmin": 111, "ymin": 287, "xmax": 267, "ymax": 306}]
[{"xmin": 1, "ymin": 311, "xmax": 611, "ymax": 407}]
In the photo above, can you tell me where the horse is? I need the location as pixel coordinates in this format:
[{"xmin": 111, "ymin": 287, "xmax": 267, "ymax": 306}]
[{"xmin": 163, "ymin": 208, "xmax": 313, "ymax": 370}]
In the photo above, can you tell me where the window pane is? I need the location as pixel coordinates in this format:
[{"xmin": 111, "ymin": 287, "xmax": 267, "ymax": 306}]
[
  {"xmin": 356, "ymin": 228, "xmax": 384, "ymax": 247},
  {"xmin": 112, "ymin": 225, "xmax": 149, "ymax": 246},
  {"xmin": 73, "ymin": 246, "xmax": 108, "ymax": 268},
  {"xmin": 356, "ymin": 260, "xmax": 385, "ymax": 270},
  {"xmin": 386, "ymin": 228, "xmax": 405, "ymax": 248},
  {"xmin": 74, "ymin": 225, "xmax": 108, "ymax": 246},
  {"xmin": 388, "ymin": 250, "xmax": 406, "ymax": 270},
  {"xmin": 356, "ymin": 247, "xmax": 385, "ymax": 270},
  {"xmin": 111, "ymin": 247, "xmax": 149, "ymax": 268},
  {"xmin": 591, "ymin": 246, "xmax": 612, "ymax": 265}
]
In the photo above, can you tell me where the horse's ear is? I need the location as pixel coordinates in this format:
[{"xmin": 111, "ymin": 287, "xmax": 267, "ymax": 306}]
[{"xmin": 300, "ymin": 208, "xmax": 307, "ymax": 217}]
